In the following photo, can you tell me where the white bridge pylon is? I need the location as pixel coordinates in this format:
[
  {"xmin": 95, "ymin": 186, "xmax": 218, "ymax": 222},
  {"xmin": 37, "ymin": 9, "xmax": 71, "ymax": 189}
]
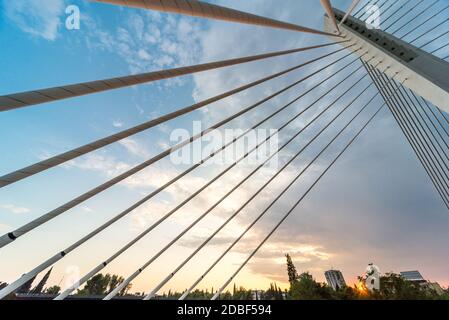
[{"xmin": 324, "ymin": 7, "xmax": 449, "ymax": 113}]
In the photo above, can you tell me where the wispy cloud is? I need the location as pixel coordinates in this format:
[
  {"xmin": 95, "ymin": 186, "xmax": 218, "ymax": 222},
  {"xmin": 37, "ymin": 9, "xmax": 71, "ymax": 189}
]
[
  {"xmin": 0, "ymin": 204, "xmax": 31, "ymax": 214},
  {"xmin": 63, "ymin": 153, "xmax": 131, "ymax": 177},
  {"xmin": 112, "ymin": 120, "xmax": 123, "ymax": 128},
  {"xmin": 83, "ymin": 10, "xmax": 203, "ymax": 80},
  {"xmin": 118, "ymin": 138, "xmax": 151, "ymax": 159},
  {"xmin": 4, "ymin": 0, "xmax": 65, "ymax": 41},
  {"xmin": 81, "ymin": 206, "xmax": 94, "ymax": 213},
  {"xmin": 246, "ymin": 242, "xmax": 332, "ymax": 284}
]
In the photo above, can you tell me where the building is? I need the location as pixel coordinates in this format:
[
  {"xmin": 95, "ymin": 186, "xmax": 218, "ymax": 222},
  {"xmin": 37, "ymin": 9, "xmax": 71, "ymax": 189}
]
[
  {"xmin": 324, "ymin": 270, "xmax": 346, "ymax": 290},
  {"xmin": 400, "ymin": 271, "xmax": 427, "ymax": 284},
  {"xmin": 400, "ymin": 271, "xmax": 445, "ymax": 295}
]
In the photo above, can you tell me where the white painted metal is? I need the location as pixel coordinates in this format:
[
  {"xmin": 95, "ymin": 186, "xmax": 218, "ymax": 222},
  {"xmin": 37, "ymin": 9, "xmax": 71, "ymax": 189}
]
[
  {"xmin": 320, "ymin": 0, "xmax": 340, "ymax": 34},
  {"xmin": 339, "ymin": 0, "xmax": 362, "ymax": 28},
  {"xmin": 93, "ymin": 0, "xmax": 338, "ymax": 37},
  {"xmin": 324, "ymin": 8, "xmax": 449, "ymax": 113}
]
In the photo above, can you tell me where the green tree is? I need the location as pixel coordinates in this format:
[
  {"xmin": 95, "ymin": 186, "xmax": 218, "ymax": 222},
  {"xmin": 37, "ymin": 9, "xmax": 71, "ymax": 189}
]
[
  {"xmin": 290, "ymin": 272, "xmax": 333, "ymax": 300},
  {"xmin": 263, "ymin": 283, "xmax": 284, "ymax": 300},
  {"xmin": 45, "ymin": 285, "xmax": 61, "ymax": 295},
  {"xmin": 183, "ymin": 289, "xmax": 213, "ymax": 300},
  {"xmin": 218, "ymin": 291, "xmax": 233, "ymax": 300},
  {"xmin": 285, "ymin": 254, "xmax": 299, "ymax": 285},
  {"xmin": 232, "ymin": 285, "xmax": 252, "ymax": 300},
  {"xmin": 378, "ymin": 273, "xmax": 437, "ymax": 300},
  {"xmin": 119, "ymin": 282, "xmax": 132, "ymax": 296},
  {"xmin": 331, "ymin": 285, "xmax": 360, "ymax": 300},
  {"xmin": 108, "ymin": 274, "xmax": 123, "ymax": 292},
  {"xmin": 77, "ymin": 274, "xmax": 111, "ymax": 295},
  {"xmin": 353, "ymin": 272, "xmax": 442, "ymax": 300},
  {"xmin": 107, "ymin": 274, "xmax": 131, "ymax": 296},
  {"xmin": 439, "ymin": 288, "xmax": 449, "ymax": 300},
  {"xmin": 76, "ymin": 273, "xmax": 133, "ymax": 296}
]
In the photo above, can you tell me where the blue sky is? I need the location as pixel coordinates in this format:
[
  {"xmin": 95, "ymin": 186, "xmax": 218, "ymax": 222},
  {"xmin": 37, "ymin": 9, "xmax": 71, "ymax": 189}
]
[{"xmin": 0, "ymin": 0, "xmax": 449, "ymax": 295}]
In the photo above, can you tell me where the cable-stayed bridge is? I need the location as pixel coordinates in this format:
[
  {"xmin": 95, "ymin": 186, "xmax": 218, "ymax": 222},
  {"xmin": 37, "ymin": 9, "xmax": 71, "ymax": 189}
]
[{"xmin": 0, "ymin": 0, "xmax": 448, "ymax": 300}]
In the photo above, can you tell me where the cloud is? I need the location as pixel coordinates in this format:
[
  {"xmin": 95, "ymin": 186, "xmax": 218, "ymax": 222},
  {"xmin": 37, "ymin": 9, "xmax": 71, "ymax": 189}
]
[
  {"xmin": 157, "ymin": 140, "xmax": 170, "ymax": 150},
  {"xmin": 83, "ymin": 10, "xmax": 204, "ymax": 79},
  {"xmin": 129, "ymin": 199, "xmax": 172, "ymax": 230},
  {"xmin": 178, "ymin": 232, "xmax": 333, "ymax": 285},
  {"xmin": 137, "ymin": 48, "xmax": 151, "ymax": 61},
  {"xmin": 0, "ymin": 204, "xmax": 31, "ymax": 214},
  {"xmin": 176, "ymin": 0, "xmax": 449, "ymax": 288},
  {"xmin": 63, "ymin": 153, "xmax": 131, "ymax": 177},
  {"xmin": 112, "ymin": 120, "xmax": 123, "ymax": 128},
  {"xmin": 246, "ymin": 242, "xmax": 332, "ymax": 284},
  {"xmin": 81, "ymin": 206, "xmax": 94, "ymax": 213},
  {"xmin": 118, "ymin": 138, "xmax": 151, "ymax": 159},
  {"xmin": 118, "ymin": 157, "xmax": 291, "ymax": 232},
  {"xmin": 0, "ymin": 223, "xmax": 11, "ymax": 232},
  {"xmin": 4, "ymin": 0, "xmax": 65, "ymax": 41}
]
